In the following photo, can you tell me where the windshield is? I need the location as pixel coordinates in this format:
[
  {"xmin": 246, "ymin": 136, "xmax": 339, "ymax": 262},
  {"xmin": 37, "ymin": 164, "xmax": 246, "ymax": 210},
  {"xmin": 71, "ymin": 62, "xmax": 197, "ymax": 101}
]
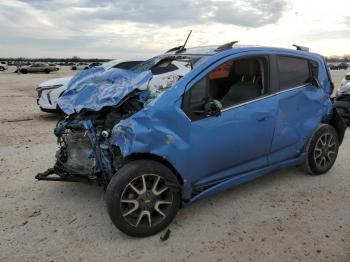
[{"xmin": 131, "ymin": 55, "xmax": 208, "ymax": 100}]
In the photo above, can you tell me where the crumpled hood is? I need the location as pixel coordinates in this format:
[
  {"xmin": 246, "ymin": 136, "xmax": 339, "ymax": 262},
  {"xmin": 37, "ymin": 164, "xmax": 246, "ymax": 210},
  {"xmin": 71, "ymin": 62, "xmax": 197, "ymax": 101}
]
[{"xmin": 58, "ymin": 67, "xmax": 152, "ymax": 115}]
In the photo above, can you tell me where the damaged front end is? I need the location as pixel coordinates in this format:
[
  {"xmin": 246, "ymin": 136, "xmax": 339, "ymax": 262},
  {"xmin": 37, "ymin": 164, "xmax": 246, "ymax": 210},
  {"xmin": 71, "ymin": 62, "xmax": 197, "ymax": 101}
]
[
  {"xmin": 36, "ymin": 92, "xmax": 145, "ymax": 185},
  {"xmin": 35, "ymin": 63, "xmax": 155, "ymax": 185},
  {"xmin": 36, "ymin": 55, "xmax": 193, "ymax": 186}
]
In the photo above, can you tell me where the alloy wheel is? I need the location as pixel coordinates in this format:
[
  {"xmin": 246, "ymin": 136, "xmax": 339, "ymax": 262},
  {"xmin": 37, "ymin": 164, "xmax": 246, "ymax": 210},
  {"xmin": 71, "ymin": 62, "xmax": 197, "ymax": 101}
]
[
  {"xmin": 120, "ymin": 174, "xmax": 173, "ymax": 228},
  {"xmin": 314, "ymin": 132, "xmax": 337, "ymax": 170}
]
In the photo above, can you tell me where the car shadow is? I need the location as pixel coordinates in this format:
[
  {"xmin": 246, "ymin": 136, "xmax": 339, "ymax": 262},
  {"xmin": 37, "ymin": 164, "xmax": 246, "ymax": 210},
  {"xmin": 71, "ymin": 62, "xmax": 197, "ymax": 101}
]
[{"xmin": 35, "ymin": 112, "xmax": 64, "ymax": 122}]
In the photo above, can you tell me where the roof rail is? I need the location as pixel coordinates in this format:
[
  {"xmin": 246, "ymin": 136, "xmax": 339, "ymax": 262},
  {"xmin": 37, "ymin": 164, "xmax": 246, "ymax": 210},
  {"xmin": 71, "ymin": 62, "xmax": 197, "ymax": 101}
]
[
  {"xmin": 292, "ymin": 44, "xmax": 309, "ymax": 52},
  {"xmin": 214, "ymin": 41, "xmax": 238, "ymax": 52}
]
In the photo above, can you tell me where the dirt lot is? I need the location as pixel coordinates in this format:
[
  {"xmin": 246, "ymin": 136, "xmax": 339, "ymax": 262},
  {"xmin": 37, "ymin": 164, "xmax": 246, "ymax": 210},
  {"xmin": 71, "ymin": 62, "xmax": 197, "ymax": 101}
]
[{"xmin": 1, "ymin": 66, "xmax": 350, "ymax": 262}]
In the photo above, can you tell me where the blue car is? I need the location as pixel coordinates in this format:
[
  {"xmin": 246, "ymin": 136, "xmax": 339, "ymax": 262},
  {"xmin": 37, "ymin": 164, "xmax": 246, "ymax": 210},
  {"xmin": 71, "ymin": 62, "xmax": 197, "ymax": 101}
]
[{"xmin": 37, "ymin": 43, "xmax": 346, "ymax": 237}]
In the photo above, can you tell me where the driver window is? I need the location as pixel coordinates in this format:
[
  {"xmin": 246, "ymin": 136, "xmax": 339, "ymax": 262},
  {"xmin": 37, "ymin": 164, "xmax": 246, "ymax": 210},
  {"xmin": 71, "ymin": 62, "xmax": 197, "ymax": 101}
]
[{"xmin": 182, "ymin": 56, "xmax": 268, "ymax": 121}]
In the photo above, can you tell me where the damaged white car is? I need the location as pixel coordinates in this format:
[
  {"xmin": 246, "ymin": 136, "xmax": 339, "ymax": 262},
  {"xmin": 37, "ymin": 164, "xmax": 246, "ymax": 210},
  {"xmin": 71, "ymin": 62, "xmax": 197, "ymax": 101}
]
[{"xmin": 36, "ymin": 60, "xmax": 143, "ymax": 113}]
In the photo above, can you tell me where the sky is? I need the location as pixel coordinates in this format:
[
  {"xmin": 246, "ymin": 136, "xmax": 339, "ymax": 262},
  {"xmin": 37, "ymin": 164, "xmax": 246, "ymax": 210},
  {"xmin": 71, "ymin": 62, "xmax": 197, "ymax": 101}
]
[{"xmin": 0, "ymin": 0, "xmax": 349, "ymax": 59}]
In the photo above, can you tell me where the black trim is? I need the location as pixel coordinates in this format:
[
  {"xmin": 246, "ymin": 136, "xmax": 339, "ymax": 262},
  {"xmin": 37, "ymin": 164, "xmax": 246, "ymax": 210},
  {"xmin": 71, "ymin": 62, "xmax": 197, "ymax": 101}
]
[{"xmin": 39, "ymin": 107, "xmax": 61, "ymax": 113}]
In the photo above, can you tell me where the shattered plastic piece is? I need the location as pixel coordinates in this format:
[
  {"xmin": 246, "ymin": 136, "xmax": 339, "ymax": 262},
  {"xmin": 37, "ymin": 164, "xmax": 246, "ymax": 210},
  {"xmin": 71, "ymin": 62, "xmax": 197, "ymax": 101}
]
[{"xmin": 160, "ymin": 229, "xmax": 171, "ymax": 241}]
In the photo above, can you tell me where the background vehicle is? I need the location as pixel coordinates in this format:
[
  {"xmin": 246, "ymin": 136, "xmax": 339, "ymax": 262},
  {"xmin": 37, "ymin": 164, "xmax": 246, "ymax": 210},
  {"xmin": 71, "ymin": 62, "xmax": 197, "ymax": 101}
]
[
  {"xmin": 48, "ymin": 63, "xmax": 60, "ymax": 71},
  {"xmin": 37, "ymin": 59, "xmax": 143, "ymax": 112},
  {"xmin": 71, "ymin": 63, "xmax": 89, "ymax": 70},
  {"xmin": 0, "ymin": 61, "xmax": 8, "ymax": 71},
  {"xmin": 329, "ymin": 62, "xmax": 348, "ymax": 70},
  {"xmin": 89, "ymin": 62, "xmax": 102, "ymax": 68},
  {"xmin": 340, "ymin": 71, "xmax": 350, "ymax": 88},
  {"xmin": 37, "ymin": 44, "xmax": 346, "ymax": 237},
  {"xmin": 20, "ymin": 63, "xmax": 57, "ymax": 74},
  {"xmin": 334, "ymin": 82, "xmax": 350, "ymax": 126}
]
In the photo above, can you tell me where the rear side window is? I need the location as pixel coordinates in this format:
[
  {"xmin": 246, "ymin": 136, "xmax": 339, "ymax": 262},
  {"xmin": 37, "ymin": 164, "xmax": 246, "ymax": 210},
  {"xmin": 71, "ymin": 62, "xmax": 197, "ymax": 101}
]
[{"xmin": 277, "ymin": 56, "xmax": 311, "ymax": 90}]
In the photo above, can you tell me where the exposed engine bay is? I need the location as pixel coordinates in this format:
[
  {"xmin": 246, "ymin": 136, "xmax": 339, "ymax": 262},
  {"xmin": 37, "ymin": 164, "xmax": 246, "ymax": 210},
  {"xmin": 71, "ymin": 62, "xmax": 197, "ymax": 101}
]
[
  {"xmin": 36, "ymin": 55, "xmax": 199, "ymax": 186},
  {"xmin": 36, "ymin": 92, "xmax": 146, "ymax": 184}
]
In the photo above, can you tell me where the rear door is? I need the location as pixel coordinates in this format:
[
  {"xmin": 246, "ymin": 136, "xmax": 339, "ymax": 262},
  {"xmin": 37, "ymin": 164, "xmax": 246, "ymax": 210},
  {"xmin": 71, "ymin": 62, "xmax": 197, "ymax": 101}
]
[{"xmin": 268, "ymin": 55, "xmax": 325, "ymax": 164}]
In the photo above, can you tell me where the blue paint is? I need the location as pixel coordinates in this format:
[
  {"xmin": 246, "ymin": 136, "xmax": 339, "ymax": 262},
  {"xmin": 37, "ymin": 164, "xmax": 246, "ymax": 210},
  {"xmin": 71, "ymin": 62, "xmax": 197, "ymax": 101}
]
[
  {"xmin": 56, "ymin": 46, "xmax": 336, "ymax": 203},
  {"xmin": 58, "ymin": 67, "xmax": 152, "ymax": 115}
]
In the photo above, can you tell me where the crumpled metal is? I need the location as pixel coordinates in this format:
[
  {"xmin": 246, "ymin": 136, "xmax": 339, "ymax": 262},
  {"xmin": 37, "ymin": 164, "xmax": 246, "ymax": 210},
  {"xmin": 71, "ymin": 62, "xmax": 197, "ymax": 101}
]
[{"xmin": 58, "ymin": 67, "xmax": 152, "ymax": 115}]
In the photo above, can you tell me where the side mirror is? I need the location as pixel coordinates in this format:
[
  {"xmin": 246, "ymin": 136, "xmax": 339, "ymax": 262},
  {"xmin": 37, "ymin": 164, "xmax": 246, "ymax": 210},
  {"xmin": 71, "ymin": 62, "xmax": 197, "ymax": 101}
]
[{"xmin": 204, "ymin": 100, "xmax": 222, "ymax": 117}]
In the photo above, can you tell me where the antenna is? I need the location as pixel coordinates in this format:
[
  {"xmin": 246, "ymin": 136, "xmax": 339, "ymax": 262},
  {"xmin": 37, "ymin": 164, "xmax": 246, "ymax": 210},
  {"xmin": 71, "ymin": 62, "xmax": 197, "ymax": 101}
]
[
  {"xmin": 182, "ymin": 30, "xmax": 192, "ymax": 49},
  {"xmin": 165, "ymin": 30, "xmax": 193, "ymax": 54}
]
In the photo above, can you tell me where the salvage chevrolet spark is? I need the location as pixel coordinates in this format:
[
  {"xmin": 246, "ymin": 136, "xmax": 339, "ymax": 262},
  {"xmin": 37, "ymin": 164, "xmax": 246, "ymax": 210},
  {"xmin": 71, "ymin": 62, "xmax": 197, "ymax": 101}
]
[{"xmin": 37, "ymin": 42, "xmax": 346, "ymax": 237}]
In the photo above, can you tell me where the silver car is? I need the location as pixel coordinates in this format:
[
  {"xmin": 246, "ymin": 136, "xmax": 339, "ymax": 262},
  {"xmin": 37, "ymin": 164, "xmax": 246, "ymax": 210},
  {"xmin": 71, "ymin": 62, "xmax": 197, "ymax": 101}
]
[{"xmin": 20, "ymin": 63, "xmax": 57, "ymax": 74}]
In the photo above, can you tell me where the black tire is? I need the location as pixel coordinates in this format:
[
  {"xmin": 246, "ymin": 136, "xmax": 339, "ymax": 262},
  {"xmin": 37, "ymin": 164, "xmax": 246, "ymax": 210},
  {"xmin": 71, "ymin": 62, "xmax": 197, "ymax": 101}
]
[
  {"xmin": 106, "ymin": 160, "xmax": 181, "ymax": 237},
  {"xmin": 0, "ymin": 67, "xmax": 4, "ymax": 71},
  {"xmin": 44, "ymin": 69, "xmax": 50, "ymax": 74},
  {"xmin": 304, "ymin": 124, "xmax": 339, "ymax": 175},
  {"xmin": 84, "ymin": 67, "xmax": 89, "ymax": 70},
  {"xmin": 20, "ymin": 69, "xmax": 27, "ymax": 74},
  {"xmin": 72, "ymin": 67, "xmax": 77, "ymax": 70}
]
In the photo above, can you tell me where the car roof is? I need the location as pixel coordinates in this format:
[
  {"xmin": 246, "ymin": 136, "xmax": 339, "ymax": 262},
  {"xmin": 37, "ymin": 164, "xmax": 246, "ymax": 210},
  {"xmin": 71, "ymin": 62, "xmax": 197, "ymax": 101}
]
[{"xmin": 165, "ymin": 44, "xmax": 323, "ymax": 61}]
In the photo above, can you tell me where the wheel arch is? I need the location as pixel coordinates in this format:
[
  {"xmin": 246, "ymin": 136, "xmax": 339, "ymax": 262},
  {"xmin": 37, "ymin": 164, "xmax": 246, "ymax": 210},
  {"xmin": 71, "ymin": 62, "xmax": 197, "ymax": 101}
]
[{"xmin": 123, "ymin": 152, "xmax": 185, "ymax": 186}]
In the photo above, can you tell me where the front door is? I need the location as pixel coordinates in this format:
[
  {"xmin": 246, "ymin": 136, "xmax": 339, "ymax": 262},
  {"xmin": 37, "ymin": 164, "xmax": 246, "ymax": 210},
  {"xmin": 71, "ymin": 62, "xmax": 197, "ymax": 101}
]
[{"xmin": 182, "ymin": 55, "xmax": 277, "ymax": 187}]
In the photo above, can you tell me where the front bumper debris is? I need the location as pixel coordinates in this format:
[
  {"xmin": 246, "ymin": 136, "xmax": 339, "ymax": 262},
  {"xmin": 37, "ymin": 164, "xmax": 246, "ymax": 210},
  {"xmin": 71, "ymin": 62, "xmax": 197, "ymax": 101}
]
[{"xmin": 35, "ymin": 166, "xmax": 97, "ymax": 184}]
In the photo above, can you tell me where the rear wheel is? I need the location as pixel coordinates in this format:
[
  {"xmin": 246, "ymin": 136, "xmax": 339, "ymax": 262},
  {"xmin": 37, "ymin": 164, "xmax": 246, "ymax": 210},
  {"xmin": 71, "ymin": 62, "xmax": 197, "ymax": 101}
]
[
  {"xmin": 44, "ymin": 69, "xmax": 50, "ymax": 74},
  {"xmin": 304, "ymin": 124, "xmax": 339, "ymax": 175},
  {"xmin": 106, "ymin": 160, "xmax": 181, "ymax": 237},
  {"xmin": 20, "ymin": 69, "xmax": 27, "ymax": 74}
]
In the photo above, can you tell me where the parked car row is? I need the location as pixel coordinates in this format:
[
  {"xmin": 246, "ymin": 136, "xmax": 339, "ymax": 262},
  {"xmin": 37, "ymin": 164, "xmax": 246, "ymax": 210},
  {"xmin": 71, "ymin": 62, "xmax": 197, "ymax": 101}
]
[
  {"xmin": 35, "ymin": 43, "xmax": 347, "ymax": 238},
  {"xmin": 328, "ymin": 62, "xmax": 349, "ymax": 70},
  {"xmin": 71, "ymin": 62, "xmax": 103, "ymax": 70}
]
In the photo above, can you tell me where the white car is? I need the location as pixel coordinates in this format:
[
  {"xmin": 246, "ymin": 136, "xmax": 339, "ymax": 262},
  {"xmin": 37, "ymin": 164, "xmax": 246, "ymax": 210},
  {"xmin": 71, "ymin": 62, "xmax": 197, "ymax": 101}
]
[
  {"xmin": 37, "ymin": 60, "xmax": 143, "ymax": 112},
  {"xmin": 340, "ymin": 71, "xmax": 350, "ymax": 89},
  {"xmin": 0, "ymin": 61, "xmax": 8, "ymax": 71},
  {"xmin": 71, "ymin": 62, "xmax": 90, "ymax": 71}
]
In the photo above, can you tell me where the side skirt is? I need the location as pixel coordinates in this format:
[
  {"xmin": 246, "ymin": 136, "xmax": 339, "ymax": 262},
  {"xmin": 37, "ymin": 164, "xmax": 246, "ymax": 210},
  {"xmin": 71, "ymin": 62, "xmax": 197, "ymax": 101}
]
[{"xmin": 184, "ymin": 153, "xmax": 306, "ymax": 205}]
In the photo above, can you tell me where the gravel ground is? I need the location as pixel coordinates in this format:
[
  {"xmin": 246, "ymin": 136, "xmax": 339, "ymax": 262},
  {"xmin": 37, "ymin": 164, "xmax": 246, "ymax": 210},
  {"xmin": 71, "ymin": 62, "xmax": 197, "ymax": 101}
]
[{"xmin": 0, "ymin": 66, "xmax": 350, "ymax": 262}]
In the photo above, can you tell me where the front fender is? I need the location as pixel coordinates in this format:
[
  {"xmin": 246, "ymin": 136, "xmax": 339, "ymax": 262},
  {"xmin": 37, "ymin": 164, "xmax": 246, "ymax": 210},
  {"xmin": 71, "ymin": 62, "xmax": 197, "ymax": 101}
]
[{"xmin": 109, "ymin": 102, "xmax": 191, "ymax": 179}]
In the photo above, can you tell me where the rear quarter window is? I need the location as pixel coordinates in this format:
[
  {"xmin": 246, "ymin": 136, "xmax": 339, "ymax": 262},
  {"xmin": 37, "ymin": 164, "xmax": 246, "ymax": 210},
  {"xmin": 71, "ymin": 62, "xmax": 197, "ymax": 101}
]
[{"xmin": 277, "ymin": 56, "xmax": 311, "ymax": 90}]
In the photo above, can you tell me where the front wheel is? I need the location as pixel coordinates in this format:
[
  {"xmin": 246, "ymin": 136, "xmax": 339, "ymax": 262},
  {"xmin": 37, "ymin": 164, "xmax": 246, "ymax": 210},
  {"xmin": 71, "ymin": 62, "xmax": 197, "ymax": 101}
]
[
  {"xmin": 106, "ymin": 160, "xmax": 181, "ymax": 237},
  {"xmin": 304, "ymin": 124, "xmax": 339, "ymax": 175}
]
